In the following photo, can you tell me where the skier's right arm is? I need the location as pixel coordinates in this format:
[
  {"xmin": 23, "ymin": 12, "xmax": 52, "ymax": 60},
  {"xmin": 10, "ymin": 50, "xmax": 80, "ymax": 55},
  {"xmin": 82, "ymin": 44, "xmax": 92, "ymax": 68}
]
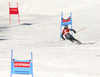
[
  {"xmin": 69, "ymin": 29, "xmax": 76, "ymax": 33},
  {"xmin": 61, "ymin": 33, "xmax": 65, "ymax": 40}
]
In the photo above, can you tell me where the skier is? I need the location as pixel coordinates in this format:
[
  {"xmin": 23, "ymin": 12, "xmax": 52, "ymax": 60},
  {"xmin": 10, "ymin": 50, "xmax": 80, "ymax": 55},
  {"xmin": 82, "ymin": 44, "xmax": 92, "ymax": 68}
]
[{"xmin": 61, "ymin": 26, "xmax": 82, "ymax": 44}]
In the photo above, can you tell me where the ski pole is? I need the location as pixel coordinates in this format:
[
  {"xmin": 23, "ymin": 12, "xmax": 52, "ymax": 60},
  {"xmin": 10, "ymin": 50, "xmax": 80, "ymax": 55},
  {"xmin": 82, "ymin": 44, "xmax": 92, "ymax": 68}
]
[
  {"xmin": 56, "ymin": 40, "xmax": 65, "ymax": 43},
  {"xmin": 76, "ymin": 27, "xmax": 87, "ymax": 33}
]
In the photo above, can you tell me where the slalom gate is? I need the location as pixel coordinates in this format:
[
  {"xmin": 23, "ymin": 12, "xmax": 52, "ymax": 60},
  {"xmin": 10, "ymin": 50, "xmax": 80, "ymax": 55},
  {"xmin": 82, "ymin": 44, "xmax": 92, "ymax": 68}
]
[
  {"xmin": 60, "ymin": 12, "xmax": 73, "ymax": 39},
  {"xmin": 9, "ymin": 2, "xmax": 20, "ymax": 26},
  {"xmin": 10, "ymin": 49, "xmax": 33, "ymax": 77}
]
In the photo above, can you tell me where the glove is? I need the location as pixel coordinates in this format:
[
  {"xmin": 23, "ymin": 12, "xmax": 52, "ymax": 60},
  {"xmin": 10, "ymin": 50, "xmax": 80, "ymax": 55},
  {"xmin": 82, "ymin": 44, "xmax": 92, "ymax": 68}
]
[{"xmin": 74, "ymin": 30, "xmax": 76, "ymax": 33}]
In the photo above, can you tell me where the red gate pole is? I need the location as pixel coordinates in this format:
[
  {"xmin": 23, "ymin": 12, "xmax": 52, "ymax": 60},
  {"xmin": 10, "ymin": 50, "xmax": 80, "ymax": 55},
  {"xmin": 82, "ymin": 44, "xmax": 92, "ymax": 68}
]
[
  {"xmin": 17, "ymin": 2, "xmax": 20, "ymax": 26},
  {"xmin": 9, "ymin": 2, "xmax": 11, "ymax": 26},
  {"xmin": 18, "ymin": 13, "xmax": 20, "ymax": 26}
]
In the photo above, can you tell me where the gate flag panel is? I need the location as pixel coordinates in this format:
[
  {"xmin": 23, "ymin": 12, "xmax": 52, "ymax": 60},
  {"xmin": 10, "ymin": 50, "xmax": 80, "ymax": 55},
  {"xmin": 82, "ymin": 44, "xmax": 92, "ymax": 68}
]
[
  {"xmin": 9, "ymin": 2, "xmax": 20, "ymax": 26},
  {"xmin": 10, "ymin": 49, "xmax": 33, "ymax": 77}
]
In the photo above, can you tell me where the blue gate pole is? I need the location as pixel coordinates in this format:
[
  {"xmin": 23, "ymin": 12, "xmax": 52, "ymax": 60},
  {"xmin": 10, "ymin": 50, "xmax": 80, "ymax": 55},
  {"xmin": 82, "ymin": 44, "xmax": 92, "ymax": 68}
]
[
  {"xmin": 11, "ymin": 49, "xmax": 13, "ymax": 60},
  {"xmin": 10, "ymin": 49, "xmax": 13, "ymax": 77},
  {"xmin": 60, "ymin": 12, "xmax": 63, "ymax": 40},
  {"xmin": 70, "ymin": 12, "xmax": 73, "ymax": 36},
  {"xmin": 31, "ymin": 52, "xmax": 33, "ymax": 77}
]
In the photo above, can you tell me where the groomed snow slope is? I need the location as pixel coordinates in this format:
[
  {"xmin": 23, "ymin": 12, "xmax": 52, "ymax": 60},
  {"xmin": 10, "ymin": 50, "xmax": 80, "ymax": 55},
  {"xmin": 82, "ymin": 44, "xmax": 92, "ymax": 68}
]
[{"xmin": 0, "ymin": 0, "xmax": 100, "ymax": 77}]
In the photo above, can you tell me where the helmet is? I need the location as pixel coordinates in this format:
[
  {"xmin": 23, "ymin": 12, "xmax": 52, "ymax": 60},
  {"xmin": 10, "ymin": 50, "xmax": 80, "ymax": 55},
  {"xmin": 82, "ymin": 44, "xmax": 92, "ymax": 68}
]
[{"xmin": 64, "ymin": 26, "xmax": 68, "ymax": 29}]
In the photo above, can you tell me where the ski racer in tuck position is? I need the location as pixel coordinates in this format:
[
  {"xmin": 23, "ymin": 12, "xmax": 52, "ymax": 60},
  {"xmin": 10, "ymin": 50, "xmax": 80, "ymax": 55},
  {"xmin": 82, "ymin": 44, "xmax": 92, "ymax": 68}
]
[{"xmin": 61, "ymin": 26, "xmax": 82, "ymax": 44}]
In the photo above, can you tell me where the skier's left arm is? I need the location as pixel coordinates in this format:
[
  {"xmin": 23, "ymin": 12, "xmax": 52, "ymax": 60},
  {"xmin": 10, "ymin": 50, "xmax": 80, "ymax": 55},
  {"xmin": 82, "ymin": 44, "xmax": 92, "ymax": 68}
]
[{"xmin": 61, "ymin": 33, "xmax": 65, "ymax": 40}]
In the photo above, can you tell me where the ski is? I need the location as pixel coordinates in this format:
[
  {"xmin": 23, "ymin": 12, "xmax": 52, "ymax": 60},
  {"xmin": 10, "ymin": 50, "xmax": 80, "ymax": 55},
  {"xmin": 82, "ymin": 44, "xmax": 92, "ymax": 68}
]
[{"xmin": 82, "ymin": 41, "xmax": 96, "ymax": 45}]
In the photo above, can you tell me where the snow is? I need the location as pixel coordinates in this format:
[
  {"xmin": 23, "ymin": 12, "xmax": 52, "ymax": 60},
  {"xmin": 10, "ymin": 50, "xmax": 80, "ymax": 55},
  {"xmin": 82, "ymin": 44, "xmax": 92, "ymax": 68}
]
[{"xmin": 0, "ymin": 0, "xmax": 100, "ymax": 77}]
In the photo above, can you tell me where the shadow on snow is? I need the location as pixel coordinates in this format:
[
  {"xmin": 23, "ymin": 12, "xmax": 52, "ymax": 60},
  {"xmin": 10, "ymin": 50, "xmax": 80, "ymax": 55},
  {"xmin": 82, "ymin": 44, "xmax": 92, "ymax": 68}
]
[{"xmin": 21, "ymin": 23, "xmax": 34, "ymax": 25}]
